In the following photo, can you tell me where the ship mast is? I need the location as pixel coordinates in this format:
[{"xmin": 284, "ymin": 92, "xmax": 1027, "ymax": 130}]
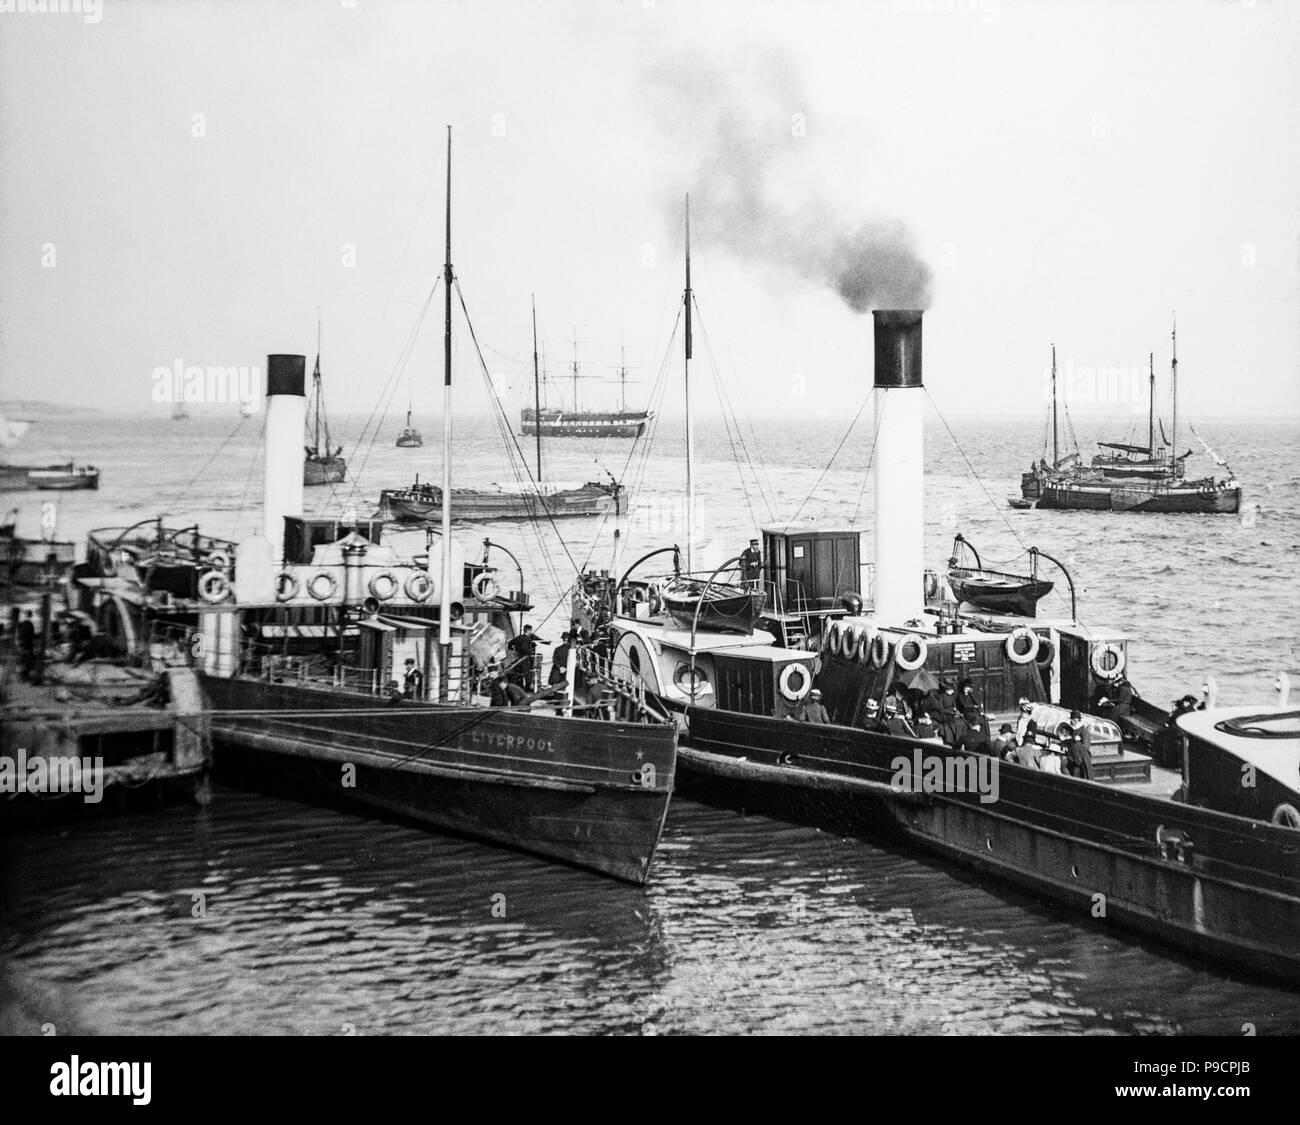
[
  {"xmin": 312, "ymin": 311, "xmax": 323, "ymax": 454},
  {"xmin": 1147, "ymin": 351, "xmax": 1155, "ymax": 457},
  {"xmin": 439, "ymin": 127, "xmax": 454, "ymax": 652},
  {"xmin": 684, "ymin": 194, "xmax": 695, "ymax": 571},
  {"xmin": 1170, "ymin": 313, "xmax": 1179, "ymax": 479},
  {"xmin": 1051, "ymin": 343, "xmax": 1058, "ymax": 468},
  {"xmin": 532, "ymin": 295, "xmax": 543, "ymax": 484}
]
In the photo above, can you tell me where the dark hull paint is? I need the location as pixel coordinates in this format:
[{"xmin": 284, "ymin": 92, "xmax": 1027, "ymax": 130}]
[
  {"xmin": 948, "ymin": 570, "xmax": 1053, "ymax": 617},
  {"xmin": 378, "ymin": 485, "xmax": 624, "ymax": 523},
  {"xmin": 200, "ymin": 676, "xmax": 676, "ymax": 885},
  {"xmin": 1023, "ymin": 473, "xmax": 1241, "ymax": 513},
  {"xmin": 681, "ymin": 708, "xmax": 1300, "ymax": 985},
  {"xmin": 304, "ymin": 457, "xmax": 347, "ymax": 486},
  {"xmin": 522, "ymin": 421, "xmax": 647, "ymax": 438}
]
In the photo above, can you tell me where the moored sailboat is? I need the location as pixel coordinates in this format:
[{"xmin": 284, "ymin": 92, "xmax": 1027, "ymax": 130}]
[
  {"xmin": 1019, "ymin": 325, "xmax": 1241, "ymax": 513},
  {"xmin": 303, "ymin": 319, "xmax": 347, "ymax": 486}
]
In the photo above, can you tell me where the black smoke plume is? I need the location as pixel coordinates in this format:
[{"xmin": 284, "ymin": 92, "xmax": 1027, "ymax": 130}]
[{"xmin": 641, "ymin": 50, "xmax": 932, "ymax": 311}]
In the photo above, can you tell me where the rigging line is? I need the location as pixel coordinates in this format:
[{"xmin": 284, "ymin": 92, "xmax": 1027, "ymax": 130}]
[
  {"xmin": 691, "ymin": 296, "xmax": 778, "ymax": 522},
  {"xmin": 238, "ymin": 412, "xmax": 266, "ymax": 518},
  {"xmin": 698, "ymin": 322, "xmax": 761, "ymax": 534},
  {"xmin": 342, "ymin": 282, "xmax": 440, "ymax": 507},
  {"xmin": 923, "ymin": 388, "xmax": 1033, "ymax": 556},
  {"xmin": 786, "ymin": 388, "xmax": 873, "ymax": 527},
  {"xmin": 455, "ymin": 281, "xmax": 579, "ymax": 578},
  {"xmin": 574, "ymin": 313, "xmax": 681, "ymax": 577},
  {"xmin": 691, "ymin": 301, "xmax": 776, "ymax": 525},
  {"xmin": 848, "ymin": 401, "xmax": 887, "ymax": 526},
  {"xmin": 165, "ymin": 412, "xmax": 249, "ymax": 512}
]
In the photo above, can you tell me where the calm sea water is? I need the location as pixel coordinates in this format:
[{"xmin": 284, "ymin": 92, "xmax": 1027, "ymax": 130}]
[{"xmin": 2, "ymin": 407, "xmax": 1298, "ymax": 1034}]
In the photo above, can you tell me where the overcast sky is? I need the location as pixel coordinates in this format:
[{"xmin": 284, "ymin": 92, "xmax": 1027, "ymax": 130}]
[{"xmin": 2, "ymin": 0, "xmax": 1297, "ymax": 424}]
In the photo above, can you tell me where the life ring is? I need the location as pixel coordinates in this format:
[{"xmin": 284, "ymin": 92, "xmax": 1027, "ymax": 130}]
[
  {"xmin": 628, "ymin": 586, "xmax": 648, "ymax": 603},
  {"xmin": 274, "ymin": 572, "xmax": 299, "ymax": 602},
  {"xmin": 1006, "ymin": 627, "xmax": 1040, "ymax": 665},
  {"xmin": 840, "ymin": 625, "xmax": 862, "ymax": 661},
  {"xmin": 778, "ymin": 662, "xmax": 813, "ymax": 702},
  {"xmin": 894, "ymin": 634, "xmax": 928, "ymax": 672},
  {"xmin": 307, "ymin": 572, "xmax": 338, "ymax": 601},
  {"xmin": 869, "ymin": 633, "xmax": 890, "ymax": 668},
  {"xmin": 204, "ymin": 550, "xmax": 232, "ymax": 570},
  {"xmin": 405, "ymin": 572, "xmax": 434, "ymax": 602},
  {"xmin": 1091, "ymin": 642, "xmax": 1126, "ymax": 679},
  {"xmin": 197, "ymin": 570, "xmax": 231, "ymax": 604},
  {"xmin": 1035, "ymin": 636, "xmax": 1056, "ymax": 668},
  {"xmin": 472, "ymin": 573, "xmax": 500, "ymax": 600},
  {"xmin": 673, "ymin": 662, "xmax": 711, "ymax": 699},
  {"xmin": 368, "ymin": 572, "xmax": 399, "ymax": 601},
  {"xmin": 825, "ymin": 622, "xmax": 844, "ymax": 657},
  {"xmin": 856, "ymin": 629, "xmax": 874, "ymax": 664},
  {"xmin": 1271, "ymin": 803, "xmax": 1300, "ymax": 830}
]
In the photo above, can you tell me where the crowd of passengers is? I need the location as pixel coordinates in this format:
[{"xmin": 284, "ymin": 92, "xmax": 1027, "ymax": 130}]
[{"xmin": 790, "ymin": 676, "xmax": 1149, "ymax": 780}]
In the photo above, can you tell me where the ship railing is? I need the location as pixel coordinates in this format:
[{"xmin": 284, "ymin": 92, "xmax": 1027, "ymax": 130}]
[{"xmin": 577, "ymin": 646, "xmax": 662, "ymax": 721}]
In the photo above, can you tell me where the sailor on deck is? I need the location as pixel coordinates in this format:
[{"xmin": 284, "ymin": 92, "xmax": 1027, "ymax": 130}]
[
  {"xmin": 739, "ymin": 538, "xmax": 763, "ymax": 591},
  {"xmin": 1061, "ymin": 711, "xmax": 1094, "ymax": 780},
  {"xmin": 799, "ymin": 688, "xmax": 831, "ymax": 725}
]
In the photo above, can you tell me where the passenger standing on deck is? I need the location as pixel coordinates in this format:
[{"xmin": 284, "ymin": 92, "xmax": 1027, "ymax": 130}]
[
  {"xmin": 882, "ymin": 700, "xmax": 916, "ymax": 739},
  {"xmin": 800, "ymin": 688, "xmax": 831, "ymax": 724},
  {"xmin": 860, "ymin": 698, "xmax": 882, "ymax": 732},
  {"xmin": 1062, "ymin": 711, "xmax": 1094, "ymax": 779},
  {"xmin": 402, "ymin": 658, "xmax": 425, "ymax": 699},
  {"xmin": 1014, "ymin": 698, "xmax": 1037, "ymax": 746},
  {"xmin": 506, "ymin": 624, "xmax": 541, "ymax": 689},
  {"xmin": 934, "ymin": 686, "xmax": 966, "ymax": 746},
  {"xmin": 739, "ymin": 538, "xmax": 763, "ymax": 591},
  {"xmin": 548, "ymin": 631, "xmax": 573, "ymax": 687}
]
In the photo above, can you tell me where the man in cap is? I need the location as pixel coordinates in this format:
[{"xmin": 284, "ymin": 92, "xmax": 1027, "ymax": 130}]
[
  {"xmin": 799, "ymin": 688, "xmax": 830, "ymax": 725},
  {"xmin": 739, "ymin": 537, "xmax": 763, "ymax": 590},
  {"xmin": 548, "ymin": 631, "xmax": 573, "ymax": 686},
  {"xmin": 1061, "ymin": 710, "xmax": 1094, "ymax": 779},
  {"xmin": 860, "ymin": 697, "xmax": 883, "ymax": 733},
  {"xmin": 402, "ymin": 657, "xmax": 425, "ymax": 699},
  {"xmin": 1014, "ymin": 697, "xmax": 1037, "ymax": 747},
  {"xmin": 882, "ymin": 699, "xmax": 917, "ymax": 739}
]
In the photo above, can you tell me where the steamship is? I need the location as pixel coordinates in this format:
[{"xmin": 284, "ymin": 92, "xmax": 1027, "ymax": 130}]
[
  {"xmin": 575, "ymin": 309, "xmax": 1299, "ymax": 983},
  {"xmin": 68, "ymin": 138, "xmax": 676, "ymax": 884},
  {"xmin": 71, "ymin": 354, "xmax": 676, "ymax": 885}
]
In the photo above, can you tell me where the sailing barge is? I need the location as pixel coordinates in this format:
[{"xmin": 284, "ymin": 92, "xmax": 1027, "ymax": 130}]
[
  {"xmin": 1019, "ymin": 333, "xmax": 1241, "ymax": 513},
  {"xmin": 576, "ymin": 308, "xmax": 1299, "ymax": 983}
]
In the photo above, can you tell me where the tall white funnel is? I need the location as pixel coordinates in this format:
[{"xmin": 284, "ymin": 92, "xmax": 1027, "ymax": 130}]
[
  {"xmin": 872, "ymin": 310, "xmax": 925, "ymax": 623},
  {"xmin": 263, "ymin": 354, "xmax": 306, "ymax": 563}
]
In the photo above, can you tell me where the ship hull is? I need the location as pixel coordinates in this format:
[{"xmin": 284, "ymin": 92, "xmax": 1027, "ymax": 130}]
[
  {"xmin": 681, "ymin": 708, "xmax": 1300, "ymax": 984},
  {"xmin": 379, "ymin": 484, "xmax": 624, "ymax": 523},
  {"xmin": 1034, "ymin": 483, "xmax": 1241, "ymax": 513},
  {"xmin": 1, "ymin": 463, "xmax": 100, "ymax": 491},
  {"xmin": 522, "ymin": 420, "xmax": 647, "ymax": 438},
  {"xmin": 200, "ymin": 676, "xmax": 675, "ymax": 885},
  {"xmin": 948, "ymin": 569, "xmax": 1053, "ymax": 617},
  {"xmin": 304, "ymin": 457, "xmax": 347, "ymax": 486}
]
